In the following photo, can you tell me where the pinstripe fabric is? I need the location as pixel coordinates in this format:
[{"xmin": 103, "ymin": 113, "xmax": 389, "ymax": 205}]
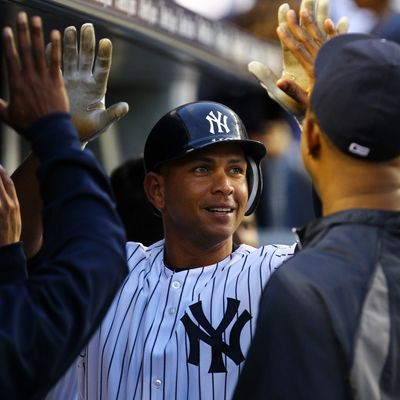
[{"xmin": 55, "ymin": 240, "xmax": 295, "ymax": 400}]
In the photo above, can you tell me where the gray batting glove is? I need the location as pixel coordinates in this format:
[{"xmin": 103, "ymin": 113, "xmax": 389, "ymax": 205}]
[{"xmin": 62, "ymin": 23, "xmax": 129, "ymax": 142}]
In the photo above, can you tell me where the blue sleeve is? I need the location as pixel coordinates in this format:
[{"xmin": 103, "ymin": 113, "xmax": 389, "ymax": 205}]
[
  {"xmin": 0, "ymin": 242, "xmax": 27, "ymax": 281},
  {"xmin": 233, "ymin": 261, "xmax": 352, "ymax": 400},
  {"xmin": 0, "ymin": 113, "xmax": 128, "ymax": 399}
]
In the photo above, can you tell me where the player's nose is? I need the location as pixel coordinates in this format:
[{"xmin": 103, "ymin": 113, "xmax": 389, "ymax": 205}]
[{"xmin": 211, "ymin": 169, "xmax": 234, "ymax": 197}]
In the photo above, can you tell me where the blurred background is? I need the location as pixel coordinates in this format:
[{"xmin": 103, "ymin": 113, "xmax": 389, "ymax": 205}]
[{"xmin": 1, "ymin": 0, "xmax": 400, "ymax": 245}]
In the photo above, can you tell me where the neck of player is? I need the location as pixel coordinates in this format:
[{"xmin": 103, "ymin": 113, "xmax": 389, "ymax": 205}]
[
  {"xmin": 163, "ymin": 235, "xmax": 234, "ymax": 270},
  {"xmin": 316, "ymin": 158, "xmax": 400, "ymax": 216}
]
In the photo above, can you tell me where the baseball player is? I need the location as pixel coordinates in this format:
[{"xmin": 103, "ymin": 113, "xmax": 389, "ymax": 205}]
[
  {"xmin": 43, "ymin": 98, "xmax": 295, "ymax": 400},
  {"xmin": 32, "ymin": 1, "xmax": 343, "ymax": 398},
  {"xmin": 71, "ymin": 100, "xmax": 297, "ymax": 400},
  {"xmin": 235, "ymin": 25, "xmax": 400, "ymax": 400}
]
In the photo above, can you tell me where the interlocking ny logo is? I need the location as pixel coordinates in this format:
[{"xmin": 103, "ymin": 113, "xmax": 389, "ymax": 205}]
[
  {"xmin": 181, "ymin": 298, "xmax": 252, "ymax": 373},
  {"xmin": 206, "ymin": 111, "xmax": 231, "ymax": 134}
]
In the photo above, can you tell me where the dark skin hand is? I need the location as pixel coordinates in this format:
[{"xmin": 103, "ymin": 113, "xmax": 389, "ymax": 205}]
[
  {"xmin": 1, "ymin": 12, "xmax": 70, "ymax": 257},
  {"xmin": 0, "ymin": 12, "xmax": 69, "ymax": 131},
  {"xmin": 276, "ymin": 6, "xmax": 342, "ymax": 109}
]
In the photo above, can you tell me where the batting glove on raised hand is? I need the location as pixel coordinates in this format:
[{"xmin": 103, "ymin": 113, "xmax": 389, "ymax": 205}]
[
  {"xmin": 248, "ymin": 0, "xmax": 348, "ymax": 120},
  {"xmin": 61, "ymin": 23, "xmax": 129, "ymax": 143}
]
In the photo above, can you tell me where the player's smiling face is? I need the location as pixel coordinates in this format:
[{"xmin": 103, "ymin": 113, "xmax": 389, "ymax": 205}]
[{"xmin": 158, "ymin": 142, "xmax": 248, "ymax": 247}]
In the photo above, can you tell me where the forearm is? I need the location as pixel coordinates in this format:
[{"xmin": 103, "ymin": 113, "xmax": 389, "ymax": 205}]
[{"xmin": 11, "ymin": 153, "xmax": 42, "ymax": 258}]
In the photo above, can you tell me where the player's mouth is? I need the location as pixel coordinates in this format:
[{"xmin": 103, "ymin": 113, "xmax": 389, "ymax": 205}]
[{"xmin": 206, "ymin": 207, "xmax": 234, "ymax": 213}]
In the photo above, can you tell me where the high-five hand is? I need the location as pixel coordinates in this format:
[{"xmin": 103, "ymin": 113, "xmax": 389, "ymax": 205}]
[
  {"xmin": 0, "ymin": 12, "xmax": 69, "ymax": 132},
  {"xmin": 61, "ymin": 23, "xmax": 129, "ymax": 142},
  {"xmin": 248, "ymin": 0, "xmax": 348, "ymax": 121}
]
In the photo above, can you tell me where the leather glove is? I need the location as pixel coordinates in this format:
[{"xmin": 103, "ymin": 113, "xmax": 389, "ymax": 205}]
[{"xmin": 62, "ymin": 23, "xmax": 129, "ymax": 142}]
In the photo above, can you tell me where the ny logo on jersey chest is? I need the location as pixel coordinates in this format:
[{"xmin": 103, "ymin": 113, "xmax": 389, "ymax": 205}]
[{"xmin": 181, "ymin": 298, "xmax": 252, "ymax": 373}]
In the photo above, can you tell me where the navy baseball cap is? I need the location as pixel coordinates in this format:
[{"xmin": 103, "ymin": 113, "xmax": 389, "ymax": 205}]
[{"xmin": 310, "ymin": 33, "xmax": 400, "ymax": 162}]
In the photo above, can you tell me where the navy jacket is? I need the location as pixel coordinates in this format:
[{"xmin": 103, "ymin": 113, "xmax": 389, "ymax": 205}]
[
  {"xmin": 234, "ymin": 209, "xmax": 400, "ymax": 400},
  {"xmin": 0, "ymin": 114, "xmax": 127, "ymax": 399}
]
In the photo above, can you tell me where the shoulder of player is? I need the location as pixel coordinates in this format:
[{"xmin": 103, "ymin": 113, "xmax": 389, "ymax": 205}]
[
  {"xmin": 260, "ymin": 250, "xmax": 330, "ymax": 319},
  {"xmin": 258, "ymin": 268, "xmax": 333, "ymax": 340},
  {"xmin": 230, "ymin": 243, "xmax": 297, "ymax": 274},
  {"xmin": 237, "ymin": 242, "xmax": 297, "ymax": 257},
  {"xmin": 249, "ymin": 242, "xmax": 297, "ymax": 262},
  {"xmin": 267, "ymin": 247, "xmax": 331, "ymax": 295},
  {"xmin": 125, "ymin": 239, "xmax": 164, "ymax": 269}
]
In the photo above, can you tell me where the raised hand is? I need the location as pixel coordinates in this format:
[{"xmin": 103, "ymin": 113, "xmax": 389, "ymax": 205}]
[
  {"xmin": 0, "ymin": 12, "xmax": 69, "ymax": 132},
  {"xmin": 248, "ymin": 0, "xmax": 348, "ymax": 121},
  {"xmin": 61, "ymin": 23, "xmax": 129, "ymax": 142},
  {"xmin": 0, "ymin": 165, "xmax": 21, "ymax": 246}
]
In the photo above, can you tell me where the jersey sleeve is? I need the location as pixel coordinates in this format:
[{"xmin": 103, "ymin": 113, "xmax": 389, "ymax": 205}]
[
  {"xmin": 0, "ymin": 242, "xmax": 27, "ymax": 282},
  {"xmin": 233, "ymin": 255, "xmax": 351, "ymax": 400},
  {"xmin": 0, "ymin": 113, "xmax": 128, "ymax": 399}
]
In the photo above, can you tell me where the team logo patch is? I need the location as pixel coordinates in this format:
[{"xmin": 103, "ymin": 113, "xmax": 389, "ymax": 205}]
[
  {"xmin": 181, "ymin": 298, "xmax": 252, "ymax": 373},
  {"xmin": 206, "ymin": 110, "xmax": 231, "ymax": 134}
]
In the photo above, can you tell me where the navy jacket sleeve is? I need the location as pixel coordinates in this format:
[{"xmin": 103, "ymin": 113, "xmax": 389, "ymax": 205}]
[
  {"xmin": 0, "ymin": 113, "xmax": 128, "ymax": 399},
  {"xmin": 233, "ymin": 255, "xmax": 352, "ymax": 400},
  {"xmin": 0, "ymin": 242, "xmax": 27, "ymax": 282}
]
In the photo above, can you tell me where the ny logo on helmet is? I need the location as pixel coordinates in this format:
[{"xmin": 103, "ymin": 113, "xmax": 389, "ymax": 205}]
[{"xmin": 206, "ymin": 111, "xmax": 231, "ymax": 134}]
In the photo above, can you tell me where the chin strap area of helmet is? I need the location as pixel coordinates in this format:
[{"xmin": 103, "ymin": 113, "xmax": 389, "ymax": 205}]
[{"xmin": 245, "ymin": 157, "xmax": 263, "ymax": 216}]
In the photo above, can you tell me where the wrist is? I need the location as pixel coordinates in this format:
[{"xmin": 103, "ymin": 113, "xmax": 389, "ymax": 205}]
[{"xmin": 25, "ymin": 113, "xmax": 82, "ymax": 161}]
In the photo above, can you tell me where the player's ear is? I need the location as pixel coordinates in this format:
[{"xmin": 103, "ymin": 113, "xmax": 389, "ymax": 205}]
[
  {"xmin": 302, "ymin": 114, "xmax": 322, "ymax": 159},
  {"xmin": 144, "ymin": 172, "xmax": 165, "ymax": 211}
]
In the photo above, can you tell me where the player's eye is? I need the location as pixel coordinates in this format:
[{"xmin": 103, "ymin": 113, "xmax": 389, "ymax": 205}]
[
  {"xmin": 230, "ymin": 166, "xmax": 245, "ymax": 175},
  {"xmin": 193, "ymin": 166, "xmax": 209, "ymax": 174}
]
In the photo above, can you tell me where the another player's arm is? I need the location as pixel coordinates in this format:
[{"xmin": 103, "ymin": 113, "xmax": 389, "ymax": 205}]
[
  {"xmin": 11, "ymin": 22, "xmax": 129, "ymax": 259},
  {"xmin": 0, "ymin": 13, "xmax": 127, "ymax": 397}
]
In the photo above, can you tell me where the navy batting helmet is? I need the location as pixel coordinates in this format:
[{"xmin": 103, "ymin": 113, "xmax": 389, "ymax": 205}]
[{"xmin": 144, "ymin": 101, "xmax": 266, "ymax": 215}]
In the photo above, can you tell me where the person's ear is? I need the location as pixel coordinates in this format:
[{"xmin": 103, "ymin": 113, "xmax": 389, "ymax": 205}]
[
  {"xmin": 303, "ymin": 115, "xmax": 321, "ymax": 159},
  {"xmin": 144, "ymin": 172, "xmax": 165, "ymax": 211}
]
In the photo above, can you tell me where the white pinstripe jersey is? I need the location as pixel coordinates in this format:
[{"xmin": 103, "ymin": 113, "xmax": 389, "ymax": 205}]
[{"xmin": 61, "ymin": 239, "xmax": 295, "ymax": 400}]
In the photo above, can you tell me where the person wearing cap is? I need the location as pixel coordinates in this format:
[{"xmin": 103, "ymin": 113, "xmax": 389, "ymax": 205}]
[
  {"xmin": 234, "ymin": 22, "xmax": 400, "ymax": 400},
  {"xmin": 64, "ymin": 100, "xmax": 297, "ymax": 400}
]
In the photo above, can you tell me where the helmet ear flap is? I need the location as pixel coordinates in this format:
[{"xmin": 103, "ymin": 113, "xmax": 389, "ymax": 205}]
[{"xmin": 245, "ymin": 157, "xmax": 263, "ymax": 216}]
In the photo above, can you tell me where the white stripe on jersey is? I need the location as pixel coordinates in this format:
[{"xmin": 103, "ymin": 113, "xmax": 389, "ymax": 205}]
[{"xmin": 51, "ymin": 240, "xmax": 295, "ymax": 400}]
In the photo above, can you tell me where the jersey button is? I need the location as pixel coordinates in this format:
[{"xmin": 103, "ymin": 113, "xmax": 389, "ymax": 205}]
[
  {"xmin": 169, "ymin": 307, "xmax": 176, "ymax": 315},
  {"xmin": 172, "ymin": 281, "xmax": 181, "ymax": 289},
  {"xmin": 153, "ymin": 379, "xmax": 162, "ymax": 388}
]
